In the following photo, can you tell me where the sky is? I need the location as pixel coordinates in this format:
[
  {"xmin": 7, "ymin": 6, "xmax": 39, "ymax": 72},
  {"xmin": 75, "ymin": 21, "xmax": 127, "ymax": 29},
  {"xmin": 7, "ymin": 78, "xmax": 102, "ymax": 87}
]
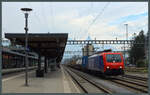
[{"xmin": 2, "ymin": 2, "xmax": 148, "ymax": 58}]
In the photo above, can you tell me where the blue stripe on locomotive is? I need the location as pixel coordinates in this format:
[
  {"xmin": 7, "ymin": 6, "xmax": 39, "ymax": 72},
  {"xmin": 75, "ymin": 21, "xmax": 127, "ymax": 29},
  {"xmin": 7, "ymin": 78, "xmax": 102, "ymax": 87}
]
[
  {"xmin": 98, "ymin": 56, "xmax": 104, "ymax": 72},
  {"xmin": 82, "ymin": 55, "xmax": 104, "ymax": 72},
  {"xmin": 85, "ymin": 55, "xmax": 104, "ymax": 72},
  {"xmin": 82, "ymin": 56, "xmax": 88, "ymax": 68}
]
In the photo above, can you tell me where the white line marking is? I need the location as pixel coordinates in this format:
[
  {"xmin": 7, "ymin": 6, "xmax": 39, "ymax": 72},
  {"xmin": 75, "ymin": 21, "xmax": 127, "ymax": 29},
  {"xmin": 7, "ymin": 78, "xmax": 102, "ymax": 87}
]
[
  {"xmin": 2, "ymin": 71, "xmax": 34, "ymax": 82},
  {"xmin": 65, "ymin": 69, "xmax": 81, "ymax": 93},
  {"xmin": 61, "ymin": 66, "xmax": 71, "ymax": 93},
  {"xmin": 61, "ymin": 66, "xmax": 80, "ymax": 93}
]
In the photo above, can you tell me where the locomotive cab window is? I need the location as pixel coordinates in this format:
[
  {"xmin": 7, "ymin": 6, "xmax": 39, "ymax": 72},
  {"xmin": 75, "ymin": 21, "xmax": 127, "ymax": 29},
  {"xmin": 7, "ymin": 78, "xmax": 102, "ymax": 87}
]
[{"xmin": 106, "ymin": 54, "xmax": 122, "ymax": 63}]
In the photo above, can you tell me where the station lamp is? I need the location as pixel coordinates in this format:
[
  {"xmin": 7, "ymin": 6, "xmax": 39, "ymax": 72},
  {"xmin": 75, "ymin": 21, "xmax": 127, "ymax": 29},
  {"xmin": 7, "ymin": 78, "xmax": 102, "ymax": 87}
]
[{"xmin": 21, "ymin": 8, "xmax": 32, "ymax": 86}]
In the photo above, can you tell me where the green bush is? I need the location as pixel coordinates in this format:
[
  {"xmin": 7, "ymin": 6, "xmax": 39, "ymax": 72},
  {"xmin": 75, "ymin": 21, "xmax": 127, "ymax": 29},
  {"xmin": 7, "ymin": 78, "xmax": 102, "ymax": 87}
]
[
  {"xmin": 136, "ymin": 59, "xmax": 147, "ymax": 67},
  {"xmin": 145, "ymin": 59, "xmax": 149, "ymax": 67}
]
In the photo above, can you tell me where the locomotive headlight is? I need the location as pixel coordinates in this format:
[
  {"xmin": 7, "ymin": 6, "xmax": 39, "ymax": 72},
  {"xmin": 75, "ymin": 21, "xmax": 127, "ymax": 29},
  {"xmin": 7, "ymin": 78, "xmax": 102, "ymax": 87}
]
[
  {"xmin": 107, "ymin": 66, "xmax": 110, "ymax": 69},
  {"xmin": 119, "ymin": 66, "xmax": 122, "ymax": 68}
]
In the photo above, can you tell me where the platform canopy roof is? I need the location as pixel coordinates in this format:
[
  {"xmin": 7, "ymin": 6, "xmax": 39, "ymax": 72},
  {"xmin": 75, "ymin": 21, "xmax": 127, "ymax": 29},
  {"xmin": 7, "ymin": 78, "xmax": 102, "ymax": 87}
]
[{"xmin": 5, "ymin": 33, "xmax": 68, "ymax": 63}]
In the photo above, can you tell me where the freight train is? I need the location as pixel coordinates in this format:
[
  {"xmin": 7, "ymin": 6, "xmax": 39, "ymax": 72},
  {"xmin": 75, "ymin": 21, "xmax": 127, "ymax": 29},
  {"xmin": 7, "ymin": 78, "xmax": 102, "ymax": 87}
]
[{"xmin": 71, "ymin": 50, "xmax": 125, "ymax": 76}]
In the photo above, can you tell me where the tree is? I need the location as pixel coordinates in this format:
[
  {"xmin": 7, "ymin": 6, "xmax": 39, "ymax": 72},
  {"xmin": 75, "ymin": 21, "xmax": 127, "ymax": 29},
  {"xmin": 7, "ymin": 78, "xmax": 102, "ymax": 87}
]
[{"xmin": 129, "ymin": 30, "xmax": 146, "ymax": 65}]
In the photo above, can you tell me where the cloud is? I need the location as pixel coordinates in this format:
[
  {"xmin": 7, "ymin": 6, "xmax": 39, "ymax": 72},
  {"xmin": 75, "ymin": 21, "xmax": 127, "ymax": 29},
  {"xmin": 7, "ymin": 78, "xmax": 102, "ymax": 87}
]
[
  {"xmin": 2, "ymin": 2, "xmax": 148, "ymax": 54},
  {"xmin": 109, "ymin": 12, "xmax": 148, "ymax": 25}
]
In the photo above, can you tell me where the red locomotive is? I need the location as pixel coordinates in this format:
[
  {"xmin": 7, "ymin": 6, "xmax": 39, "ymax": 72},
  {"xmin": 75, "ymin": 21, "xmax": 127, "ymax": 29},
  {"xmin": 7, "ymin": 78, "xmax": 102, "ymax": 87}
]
[{"xmin": 82, "ymin": 50, "xmax": 124, "ymax": 76}]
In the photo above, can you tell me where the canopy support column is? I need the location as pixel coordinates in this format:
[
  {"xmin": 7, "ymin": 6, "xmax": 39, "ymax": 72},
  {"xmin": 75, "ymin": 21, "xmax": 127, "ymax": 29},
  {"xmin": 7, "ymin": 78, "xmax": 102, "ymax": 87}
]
[
  {"xmin": 36, "ymin": 53, "xmax": 44, "ymax": 77},
  {"xmin": 44, "ymin": 57, "xmax": 48, "ymax": 73},
  {"xmin": 38, "ymin": 54, "xmax": 41, "ymax": 70}
]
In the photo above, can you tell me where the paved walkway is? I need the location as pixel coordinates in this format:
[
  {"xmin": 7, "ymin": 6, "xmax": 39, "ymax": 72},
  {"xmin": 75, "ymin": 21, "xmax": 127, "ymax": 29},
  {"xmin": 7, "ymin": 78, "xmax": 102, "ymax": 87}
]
[{"xmin": 2, "ymin": 66, "xmax": 80, "ymax": 93}]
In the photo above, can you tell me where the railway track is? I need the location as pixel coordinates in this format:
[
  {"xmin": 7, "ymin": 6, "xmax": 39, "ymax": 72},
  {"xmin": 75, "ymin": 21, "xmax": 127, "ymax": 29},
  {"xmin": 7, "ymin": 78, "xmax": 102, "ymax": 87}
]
[
  {"xmin": 69, "ymin": 66, "xmax": 148, "ymax": 93},
  {"xmin": 117, "ymin": 76, "xmax": 147, "ymax": 85},
  {"xmin": 122, "ymin": 74, "xmax": 148, "ymax": 81},
  {"xmin": 63, "ymin": 66, "xmax": 113, "ymax": 93},
  {"xmin": 108, "ymin": 77, "xmax": 148, "ymax": 93},
  {"xmin": 104, "ymin": 74, "xmax": 148, "ymax": 93},
  {"xmin": 2, "ymin": 66, "xmax": 37, "ymax": 75}
]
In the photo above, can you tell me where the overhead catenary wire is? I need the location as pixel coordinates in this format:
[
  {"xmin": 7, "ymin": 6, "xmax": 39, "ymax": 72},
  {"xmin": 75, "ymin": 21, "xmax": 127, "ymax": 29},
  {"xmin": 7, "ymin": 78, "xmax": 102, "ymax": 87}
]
[
  {"xmin": 27, "ymin": 3, "xmax": 45, "ymax": 29},
  {"xmin": 41, "ymin": 3, "xmax": 51, "ymax": 32},
  {"xmin": 86, "ymin": 2, "xmax": 110, "ymax": 34},
  {"xmin": 27, "ymin": 3, "xmax": 51, "ymax": 33},
  {"xmin": 116, "ymin": 4, "xmax": 148, "ymax": 44},
  {"xmin": 79, "ymin": 2, "xmax": 94, "ymax": 40},
  {"xmin": 49, "ymin": 2, "xmax": 55, "ymax": 33},
  {"xmin": 82, "ymin": 2, "xmax": 110, "ymax": 49}
]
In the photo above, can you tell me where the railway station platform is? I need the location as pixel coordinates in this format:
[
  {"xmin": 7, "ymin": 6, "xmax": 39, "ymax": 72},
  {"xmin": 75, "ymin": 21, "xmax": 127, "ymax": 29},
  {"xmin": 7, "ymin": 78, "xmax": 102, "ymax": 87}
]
[{"xmin": 2, "ymin": 66, "xmax": 80, "ymax": 93}]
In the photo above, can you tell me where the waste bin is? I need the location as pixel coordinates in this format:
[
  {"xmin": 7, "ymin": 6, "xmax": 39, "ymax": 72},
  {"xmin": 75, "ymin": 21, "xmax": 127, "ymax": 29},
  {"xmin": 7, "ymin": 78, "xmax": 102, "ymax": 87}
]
[{"xmin": 36, "ymin": 69, "xmax": 44, "ymax": 77}]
